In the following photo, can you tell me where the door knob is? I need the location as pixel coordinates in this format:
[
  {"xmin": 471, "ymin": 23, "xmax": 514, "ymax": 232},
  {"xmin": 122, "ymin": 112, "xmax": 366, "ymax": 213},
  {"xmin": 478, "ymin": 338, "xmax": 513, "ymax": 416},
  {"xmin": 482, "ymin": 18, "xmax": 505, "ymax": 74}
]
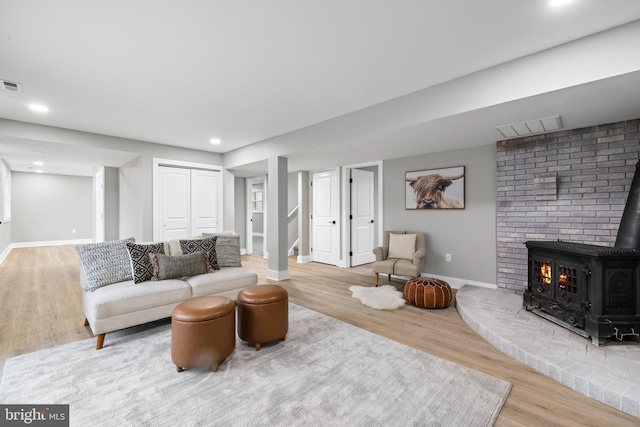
[
  {"xmin": 370, "ymin": 220, "xmax": 375, "ymax": 223},
  {"xmin": 329, "ymin": 220, "xmax": 336, "ymax": 224}
]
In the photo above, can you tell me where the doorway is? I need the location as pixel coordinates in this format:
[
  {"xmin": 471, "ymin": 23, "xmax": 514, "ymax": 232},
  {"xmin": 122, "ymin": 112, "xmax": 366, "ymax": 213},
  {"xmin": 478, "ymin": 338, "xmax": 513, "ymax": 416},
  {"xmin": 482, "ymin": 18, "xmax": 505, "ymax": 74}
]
[
  {"xmin": 343, "ymin": 161, "xmax": 382, "ymax": 268},
  {"xmin": 246, "ymin": 176, "xmax": 267, "ymax": 257},
  {"xmin": 311, "ymin": 168, "xmax": 340, "ymax": 265}
]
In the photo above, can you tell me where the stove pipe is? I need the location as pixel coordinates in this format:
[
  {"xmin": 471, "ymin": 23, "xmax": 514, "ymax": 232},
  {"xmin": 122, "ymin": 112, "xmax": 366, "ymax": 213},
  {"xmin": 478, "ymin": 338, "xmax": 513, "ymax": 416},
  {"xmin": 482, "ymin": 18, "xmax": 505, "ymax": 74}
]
[{"xmin": 615, "ymin": 160, "xmax": 640, "ymax": 249}]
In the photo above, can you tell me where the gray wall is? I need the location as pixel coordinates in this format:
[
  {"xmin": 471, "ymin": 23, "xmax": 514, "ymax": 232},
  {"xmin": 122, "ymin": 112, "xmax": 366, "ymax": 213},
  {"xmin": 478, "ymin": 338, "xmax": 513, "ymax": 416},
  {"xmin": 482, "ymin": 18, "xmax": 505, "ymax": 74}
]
[
  {"xmin": 0, "ymin": 222, "xmax": 9, "ymax": 257},
  {"xmin": 383, "ymin": 144, "xmax": 497, "ymax": 285},
  {"xmin": 0, "ymin": 159, "xmax": 10, "ymax": 255},
  {"xmin": 287, "ymin": 172, "xmax": 298, "ymax": 251},
  {"xmin": 234, "ymin": 176, "xmax": 246, "ymax": 248},
  {"xmin": 12, "ymin": 172, "xmax": 92, "ymax": 242},
  {"xmin": 105, "ymin": 167, "xmax": 119, "ymax": 241}
]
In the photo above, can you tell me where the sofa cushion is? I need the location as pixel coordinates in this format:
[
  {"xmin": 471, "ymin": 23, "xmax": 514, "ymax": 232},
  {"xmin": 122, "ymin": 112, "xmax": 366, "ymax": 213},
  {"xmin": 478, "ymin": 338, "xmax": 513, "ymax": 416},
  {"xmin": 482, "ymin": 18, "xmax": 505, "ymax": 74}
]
[
  {"xmin": 126, "ymin": 242, "xmax": 165, "ymax": 284},
  {"xmin": 185, "ymin": 268, "xmax": 258, "ymax": 297},
  {"xmin": 179, "ymin": 237, "xmax": 220, "ymax": 271},
  {"xmin": 76, "ymin": 238, "xmax": 135, "ymax": 291},
  {"xmin": 203, "ymin": 233, "xmax": 242, "ymax": 267},
  {"xmin": 149, "ymin": 251, "xmax": 212, "ymax": 280},
  {"xmin": 83, "ymin": 279, "xmax": 192, "ymax": 320}
]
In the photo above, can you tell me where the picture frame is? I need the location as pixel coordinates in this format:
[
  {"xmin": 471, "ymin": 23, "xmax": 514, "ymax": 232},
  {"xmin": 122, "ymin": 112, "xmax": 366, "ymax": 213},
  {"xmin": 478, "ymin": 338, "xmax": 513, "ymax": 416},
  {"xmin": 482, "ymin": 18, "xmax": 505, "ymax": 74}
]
[{"xmin": 405, "ymin": 166, "xmax": 465, "ymax": 210}]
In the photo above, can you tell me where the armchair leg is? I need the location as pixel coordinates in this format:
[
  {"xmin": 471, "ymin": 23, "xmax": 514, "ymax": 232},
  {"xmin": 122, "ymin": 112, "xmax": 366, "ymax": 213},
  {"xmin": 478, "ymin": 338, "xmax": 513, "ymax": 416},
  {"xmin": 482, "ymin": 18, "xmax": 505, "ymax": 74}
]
[
  {"xmin": 375, "ymin": 273, "xmax": 379, "ymax": 286},
  {"xmin": 83, "ymin": 318, "xmax": 89, "ymax": 327}
]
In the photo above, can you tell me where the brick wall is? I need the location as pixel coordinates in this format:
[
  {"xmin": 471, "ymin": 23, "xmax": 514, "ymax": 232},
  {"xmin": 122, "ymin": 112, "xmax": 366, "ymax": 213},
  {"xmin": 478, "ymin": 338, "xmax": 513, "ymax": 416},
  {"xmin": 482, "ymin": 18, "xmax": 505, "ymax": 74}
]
[{"xmin": 496, "ymin": 118, "xmax": 640, "ymax": 292}]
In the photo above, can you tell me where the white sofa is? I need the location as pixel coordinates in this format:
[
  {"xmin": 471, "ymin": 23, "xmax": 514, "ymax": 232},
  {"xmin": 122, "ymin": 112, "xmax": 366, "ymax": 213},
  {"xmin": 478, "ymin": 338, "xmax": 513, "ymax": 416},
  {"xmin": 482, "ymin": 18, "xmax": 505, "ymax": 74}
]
[{"xmin": 77, "ymin": 235, "xmax": 258, "ymax": 350}]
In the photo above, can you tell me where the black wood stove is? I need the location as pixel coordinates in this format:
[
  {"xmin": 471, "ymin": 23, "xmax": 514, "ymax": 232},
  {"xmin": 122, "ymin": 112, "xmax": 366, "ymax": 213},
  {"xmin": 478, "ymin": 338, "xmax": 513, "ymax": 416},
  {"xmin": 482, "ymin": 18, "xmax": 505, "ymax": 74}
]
[
  {"xmin": 523, "ymin": 161, "xmax": 640, "ymax": 346},
  {"xmin": 523, "ymin": 240, "xmax": 640, "ymax": 345}
]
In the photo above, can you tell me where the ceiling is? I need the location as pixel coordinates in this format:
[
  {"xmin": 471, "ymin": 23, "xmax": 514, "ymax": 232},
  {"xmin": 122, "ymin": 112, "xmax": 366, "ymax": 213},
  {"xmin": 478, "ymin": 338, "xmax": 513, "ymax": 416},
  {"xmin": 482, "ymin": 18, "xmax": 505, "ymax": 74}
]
[{"xmin": 1, "ymin": 1, "xmax": 640, "ymax": 176}]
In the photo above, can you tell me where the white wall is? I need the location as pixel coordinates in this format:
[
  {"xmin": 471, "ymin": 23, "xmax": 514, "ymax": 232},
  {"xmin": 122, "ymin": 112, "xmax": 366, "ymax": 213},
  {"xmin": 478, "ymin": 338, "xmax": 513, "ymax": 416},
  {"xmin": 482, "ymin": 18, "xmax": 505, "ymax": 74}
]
[{"xmin": 11, "ymin": 172, "xmax": 93, "ymax": 243}]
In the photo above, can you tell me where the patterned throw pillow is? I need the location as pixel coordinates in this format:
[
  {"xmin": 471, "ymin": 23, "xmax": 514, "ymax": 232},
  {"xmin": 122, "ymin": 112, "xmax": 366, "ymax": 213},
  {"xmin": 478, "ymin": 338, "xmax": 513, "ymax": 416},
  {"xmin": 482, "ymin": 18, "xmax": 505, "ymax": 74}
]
[
  {"xmin": 126, "ymin": 242, "xmax": 165, "ymax": 284},
  {"xmin": 203, "ymin": 233, "xmax": 242, "ymax": 267},
  {"xmin": 149, "ymin": 251, "xmax": 212, "ymax": 280},
  {"xmin": 76, "ymin": 237, "xmax": 135, "ymax": 291},
  {"xmin": 179, "ymin": 237, "xmax": 219, "ymax": 270}
]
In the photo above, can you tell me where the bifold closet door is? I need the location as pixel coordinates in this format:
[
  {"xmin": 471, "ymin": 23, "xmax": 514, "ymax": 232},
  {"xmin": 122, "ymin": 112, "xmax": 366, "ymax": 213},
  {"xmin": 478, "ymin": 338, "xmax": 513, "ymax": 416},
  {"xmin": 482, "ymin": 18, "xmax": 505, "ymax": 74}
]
[{"xmin": 158, "ymin": 166, "xmax": 219, "ymax": 241}]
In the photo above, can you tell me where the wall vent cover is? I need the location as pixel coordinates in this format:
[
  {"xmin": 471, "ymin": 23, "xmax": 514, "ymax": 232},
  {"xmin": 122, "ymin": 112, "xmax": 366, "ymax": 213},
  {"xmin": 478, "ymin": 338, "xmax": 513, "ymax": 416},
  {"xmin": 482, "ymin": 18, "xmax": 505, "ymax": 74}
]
[
  {"xmin": 496, "ymin": 115, "xmax": 562, "ymax": 138},
  {"xmin": 1, "ymin": 79, "xmax": 22, "ymax": 92}
]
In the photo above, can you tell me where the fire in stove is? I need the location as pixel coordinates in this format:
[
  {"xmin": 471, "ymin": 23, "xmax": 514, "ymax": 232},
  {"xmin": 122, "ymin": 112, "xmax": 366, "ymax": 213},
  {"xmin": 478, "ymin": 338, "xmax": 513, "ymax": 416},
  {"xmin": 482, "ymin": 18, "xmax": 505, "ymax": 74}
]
[{"xmin": 535, "ymin": 261, "xmax": 552, "ymax": 285}]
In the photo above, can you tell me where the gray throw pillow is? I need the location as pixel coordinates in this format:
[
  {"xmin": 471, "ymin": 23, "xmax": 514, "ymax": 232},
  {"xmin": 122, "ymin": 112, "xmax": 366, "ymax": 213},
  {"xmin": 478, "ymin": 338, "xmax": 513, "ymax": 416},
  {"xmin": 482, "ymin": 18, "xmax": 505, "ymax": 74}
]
[
  {"xmin": 203, "ymin": 233, "xmax": 242, "ymax": 267},
  {"xmin": 179, "ymin": 237, "xmax": 219, "ymax": 271},
  {"xmin": 126, "ymin": 242, "xmax": 165, "ymax": 284},
  {"xmin": 76, "ymin": 237, "xmax": 136, "ymax": 291},
  {"xmin": 149, "ymin": 251, "xmax": 212, "ymax": 281}
]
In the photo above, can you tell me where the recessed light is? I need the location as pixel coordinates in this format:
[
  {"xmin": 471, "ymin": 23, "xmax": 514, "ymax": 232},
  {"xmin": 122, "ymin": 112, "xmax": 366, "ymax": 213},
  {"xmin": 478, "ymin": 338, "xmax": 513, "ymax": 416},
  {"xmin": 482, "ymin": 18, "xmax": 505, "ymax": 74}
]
[
  {"xmin": 209, "ymin": 138, "xmax": 221, "ymax": 145},
  {"xmin": 29, "ymin": 103, "xmax": 49, "ymax": 113},
  {"xmin": 33, "ymin": 161, "xmax": 44, "ymax": 166}
]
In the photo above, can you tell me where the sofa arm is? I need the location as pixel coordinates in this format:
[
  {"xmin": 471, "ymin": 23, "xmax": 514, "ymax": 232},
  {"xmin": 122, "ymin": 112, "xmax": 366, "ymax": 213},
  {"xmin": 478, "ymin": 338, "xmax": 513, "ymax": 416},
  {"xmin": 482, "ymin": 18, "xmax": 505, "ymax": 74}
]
[
  {"xmin": 412, "ymin": 249, "xmax": 426, "ymax": 266},
  {"xmin": 79, "ymin": 264, "xmax": 89, "ymax": 291},
  {"xmin": 372, "ymin": 246, "xmax": 388, "ymax": 261}
]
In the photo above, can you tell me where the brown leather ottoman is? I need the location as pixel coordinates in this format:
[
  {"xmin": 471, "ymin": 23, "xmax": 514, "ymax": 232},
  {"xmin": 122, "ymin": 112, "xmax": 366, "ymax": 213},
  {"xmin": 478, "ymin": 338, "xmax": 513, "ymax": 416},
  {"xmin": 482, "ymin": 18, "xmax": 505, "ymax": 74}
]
[
  {"xmin": 171, "ymin": 296, "xmax": 236, "ymax": 372},
  {"xmin": 237, "ymin": 284, "xmax": 288, "ymax": 351},
  {"xmin": 404, "ymin": 277, "xmax": 452, "ymax": 309}
]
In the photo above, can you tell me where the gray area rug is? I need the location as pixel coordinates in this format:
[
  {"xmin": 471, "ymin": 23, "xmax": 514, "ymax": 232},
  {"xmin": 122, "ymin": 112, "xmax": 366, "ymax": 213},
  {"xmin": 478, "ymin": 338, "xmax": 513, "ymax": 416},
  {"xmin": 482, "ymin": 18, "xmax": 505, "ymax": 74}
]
[{"xmin": 0, "ymin": 303, "xmax": 511, "ymax": 426}]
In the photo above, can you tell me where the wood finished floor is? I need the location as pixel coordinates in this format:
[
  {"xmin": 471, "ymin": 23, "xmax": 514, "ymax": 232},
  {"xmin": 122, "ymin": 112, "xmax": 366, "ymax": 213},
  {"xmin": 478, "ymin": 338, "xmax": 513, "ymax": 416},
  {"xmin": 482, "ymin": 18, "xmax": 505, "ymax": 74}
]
[{"xmin": 0, "ymin": 245, "xmax": 637, "ymax": 426}]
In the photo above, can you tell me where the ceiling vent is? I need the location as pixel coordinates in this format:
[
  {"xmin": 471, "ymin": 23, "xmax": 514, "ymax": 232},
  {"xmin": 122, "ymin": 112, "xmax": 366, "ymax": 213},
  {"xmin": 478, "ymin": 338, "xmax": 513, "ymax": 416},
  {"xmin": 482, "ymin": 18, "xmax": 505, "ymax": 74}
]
[
  {"xmin": 496, "ymin": 115, "xmax": 562, "ymax": 138},
  {"xmin": 1, "ymin": 79, "xmax": 22, "ymax": 92}
]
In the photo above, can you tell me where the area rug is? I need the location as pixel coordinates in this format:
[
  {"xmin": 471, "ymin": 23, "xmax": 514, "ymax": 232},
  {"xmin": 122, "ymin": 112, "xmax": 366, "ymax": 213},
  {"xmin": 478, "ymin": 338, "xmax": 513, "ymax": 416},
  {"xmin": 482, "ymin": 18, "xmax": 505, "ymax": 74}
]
[
  {"xmin": 0, "ymin": 303, "xmax": 511, "ymax": 426},
  {"xmin": 349, "ymin": 284, "xmax": 405, "ymax": 310}
]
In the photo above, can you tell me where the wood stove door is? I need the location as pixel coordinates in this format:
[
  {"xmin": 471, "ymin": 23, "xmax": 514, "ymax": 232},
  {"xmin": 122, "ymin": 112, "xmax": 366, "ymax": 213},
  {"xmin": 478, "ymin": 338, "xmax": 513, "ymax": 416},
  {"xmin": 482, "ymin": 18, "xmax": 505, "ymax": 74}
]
[
  {"xmin": 555, "ymin": 259, "xmax": 588, "ymax": 311},
  {"xmin": 530, "ymin": 257, "xmax": 554, "ymax": 298}
]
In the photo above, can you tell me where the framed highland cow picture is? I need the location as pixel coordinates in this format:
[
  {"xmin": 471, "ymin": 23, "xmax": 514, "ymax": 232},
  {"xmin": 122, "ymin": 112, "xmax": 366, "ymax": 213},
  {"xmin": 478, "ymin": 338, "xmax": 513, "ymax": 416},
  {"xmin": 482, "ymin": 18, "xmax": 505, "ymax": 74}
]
[{"xmin": 405, "ymin": 166, "xmax": 465, "ymax": 209}]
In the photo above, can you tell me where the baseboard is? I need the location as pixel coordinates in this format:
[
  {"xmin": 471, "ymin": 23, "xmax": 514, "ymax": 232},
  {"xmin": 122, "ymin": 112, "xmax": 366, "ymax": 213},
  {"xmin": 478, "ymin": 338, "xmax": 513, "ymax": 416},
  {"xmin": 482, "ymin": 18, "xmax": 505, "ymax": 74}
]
[
  {"xmin": 10, "ymin": 239, "xmax": 93, "ymax": 249},
  {"xmin": 419, "ymin": 273, "xmax": 497, "ymax": 290},
  {"xmin": 296, "ymin": 255, "xmax": 311, "ymax": 263},
  {"xmin": 266, "ymin": 269, "xmax": 291, "ymax": 281},
  {"xmin": 0, "ymin": 245, "xmax": 11, "ymax": 265}
]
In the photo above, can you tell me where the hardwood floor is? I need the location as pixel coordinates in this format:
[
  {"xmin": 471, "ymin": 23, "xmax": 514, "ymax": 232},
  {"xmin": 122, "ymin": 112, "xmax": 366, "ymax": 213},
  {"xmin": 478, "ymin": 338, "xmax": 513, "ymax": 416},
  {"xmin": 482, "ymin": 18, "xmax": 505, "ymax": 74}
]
[{"xmin": 1, "ymin": 246, "xmax": 637, "ymax": 426}]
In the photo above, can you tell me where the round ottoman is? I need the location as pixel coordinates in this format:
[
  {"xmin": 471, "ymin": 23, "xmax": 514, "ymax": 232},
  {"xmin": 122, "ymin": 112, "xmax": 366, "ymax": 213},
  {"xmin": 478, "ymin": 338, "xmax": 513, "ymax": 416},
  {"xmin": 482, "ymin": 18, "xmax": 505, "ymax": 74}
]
[
  {"xmin": 171, "ymin": 296, "xmax": 236, "ymax": 372},
  {"xmin": 404, "ymin": 277, "xmax": 452, "ymax": 309},
  {"xmin": 237, "ymin": 285, "xmax": 288, "ymax": 351}
]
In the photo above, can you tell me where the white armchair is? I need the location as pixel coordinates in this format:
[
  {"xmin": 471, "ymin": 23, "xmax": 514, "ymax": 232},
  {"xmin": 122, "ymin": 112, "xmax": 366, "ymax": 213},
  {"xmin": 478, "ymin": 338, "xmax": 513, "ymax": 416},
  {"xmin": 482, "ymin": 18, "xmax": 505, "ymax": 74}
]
[{"xmin": 372, "ymin": 231, "xmax": 426, "ymax": 286}]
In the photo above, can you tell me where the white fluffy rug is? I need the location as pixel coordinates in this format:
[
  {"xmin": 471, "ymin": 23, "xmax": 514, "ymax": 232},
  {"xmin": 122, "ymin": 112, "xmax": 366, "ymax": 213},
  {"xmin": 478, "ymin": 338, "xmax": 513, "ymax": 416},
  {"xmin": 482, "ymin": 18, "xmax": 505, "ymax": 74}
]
[{"xmin": 349, "ymin": 285, "xmax": 406, "ymax": 310}]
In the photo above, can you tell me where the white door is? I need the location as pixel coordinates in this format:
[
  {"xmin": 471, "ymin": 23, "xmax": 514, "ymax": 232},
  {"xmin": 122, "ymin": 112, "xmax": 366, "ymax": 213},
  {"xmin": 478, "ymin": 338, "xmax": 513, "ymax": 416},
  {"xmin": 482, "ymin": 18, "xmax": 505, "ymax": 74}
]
[
  {"xmin": 350, "ymin": 168, "xmax": 375, "ymax": 266},
  {"xmin": 312, "ymin": 169, "xmax": 340, "ymax": 265},
  {"xmin": 191, "ymin": 169, "xmax": 219, "ymax": 236},
  {"xmin": 159, "ymin": 166, "xmax": 191, "ymax": 240}
]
